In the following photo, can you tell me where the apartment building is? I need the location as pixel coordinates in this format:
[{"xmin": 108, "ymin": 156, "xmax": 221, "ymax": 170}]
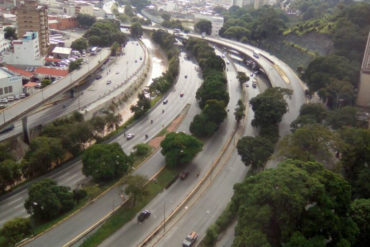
[
  {"xmin": 16, "ymin": 0, "xmax": 49, "ymax": 55},
  {"xmin": 356, "ymin": 32, "xmax": 370, "ymax": 108}
]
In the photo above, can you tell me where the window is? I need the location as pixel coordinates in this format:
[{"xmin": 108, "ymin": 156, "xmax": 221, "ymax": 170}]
[
  {"xmin": 4, "ymin": 87, "xmax": 8, "ymax": 94},
  {"xmin": 8, "ymin": 86, "xmax": 12, "ymax": 93},
  {"xmin": 0, "ymin": 88, "xmax": 3, "ymax": 95}
]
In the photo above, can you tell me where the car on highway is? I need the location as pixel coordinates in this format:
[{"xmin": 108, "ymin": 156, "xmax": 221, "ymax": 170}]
[
  {"xmin": 252, "ymin": 83, "xmax": 257, "ymax": 88},
  {"xmin": 182, "ymin": 232, "xmax": 198, "ymax": 247},
  {"xmin": 253, "ymin": 52, "xmax": 259, "ymax": 59},
  {"xmin": 184, "ymin": 75, "xmax": 187, "ymax": 79},
  {"xmin": 126, "ymin": 133, "xmax": 135, "ymax": 140},
  {"xmin": 180, "ymin": 93, "xmax": 184, "ymax": 97},
  {"xmin": 180, "ymin": 171, "xmax": 189, "ymax": 180},
  {"xmin": 163, "ymin": 99, "xmax": 168, "ymax": 104},
  {"xmin": 96, "ymin": 75, "xmax": 102, "ymax": 80},
  {"xmin": 106, "ymin": 80, "xmax": 112, "ymax": 85},
  {"xmin": 137, "ymin": 210, "xmax": 151, "ymax": 223}
]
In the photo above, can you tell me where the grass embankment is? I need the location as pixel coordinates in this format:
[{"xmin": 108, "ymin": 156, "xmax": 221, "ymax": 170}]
[{"xmin": 79, "ymin": 167, "xmax": 179, "ymax": 247}]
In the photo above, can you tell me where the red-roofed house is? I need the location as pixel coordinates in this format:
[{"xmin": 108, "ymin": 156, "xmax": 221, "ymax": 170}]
[
  {"xmin": 23, "ymin": 81, "xmax": 39, "ymax": 95},
  {"xmin": 5, "ymin": 64, "xmax": 33, "ymax": 79},
  {"xmin": 34, "ymin": 67, "xmax": 68, "ymax": 79}
]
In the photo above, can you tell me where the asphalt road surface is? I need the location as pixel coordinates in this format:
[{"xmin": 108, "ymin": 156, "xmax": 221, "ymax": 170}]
[
  {"xmin": 97, "ymin": 50, "xmax": 243, "ymax": 247},
  {"xmin": 0, "ymin": 40, "xmax": 145, "ymax": 142},
  {"xmin": 23, "ymin": 52, "xmax": 203, "ymax": 247},
  {"xmin": 0, "ymin": 40, "xmax": 146, "ymax": 226}
]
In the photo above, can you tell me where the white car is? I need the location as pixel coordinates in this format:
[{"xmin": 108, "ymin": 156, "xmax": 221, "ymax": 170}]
[{"xmin": 126, "ymin": 133, "xmax": 135, "ymax": 140}]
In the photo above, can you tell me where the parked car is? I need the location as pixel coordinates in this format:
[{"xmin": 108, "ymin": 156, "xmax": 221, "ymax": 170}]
[
  {"xmin": 7, "ymin": 96, "xmax": 14, "ymax": 101},
  {"xmin": 20, "ymin": 93, "xmax": 26, "ymax": 98},
  {"xmin": 137, "ymin": 210, "xmax": 151, "ymax": 222},
  {"xmin": 126, "ymin": 133, "xmax": 135, "ymax": 140},
  {"xmin": 0, "ymin": 104, "xmax": 6, "ymax": 109},
  {"xmin": 0, "ymin": 98, "xmax": 8, "ymax": 103},
  {"xmin": 182, "ymin": 232, "xmax": 198, "ymax": 247}
]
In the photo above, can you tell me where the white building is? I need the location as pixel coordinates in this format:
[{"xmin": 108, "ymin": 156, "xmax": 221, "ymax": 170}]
[
  {"xmin": 194, "ymin": 13, "xmax": 224, "ymax": 36},
  {"xmin": 3, "ymin": 31, "xmax": 44, "ymax": 66},
  {"xmin": 0, "ymin": 67, "xmax": 23, "ymax": 99},
  {"xmin": 0, "ymin": 28, "xmax": 10, "ymax": 54}
]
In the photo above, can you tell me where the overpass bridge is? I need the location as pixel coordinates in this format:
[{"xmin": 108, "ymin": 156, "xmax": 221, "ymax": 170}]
[{"xmin": 0, "ymin": 49, "xmax": 110, "ymax": 142}]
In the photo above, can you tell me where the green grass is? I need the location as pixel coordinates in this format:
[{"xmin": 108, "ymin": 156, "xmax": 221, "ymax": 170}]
[{"xmin": 80, "ymin": 167, "xmax": 179, "ymax": 247}]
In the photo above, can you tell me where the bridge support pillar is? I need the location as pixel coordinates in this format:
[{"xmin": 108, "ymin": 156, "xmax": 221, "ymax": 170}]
[
  {"xmin": 70, "ymin": 89, "xmax": 75, "ymax": 98},
  {"xmin": 22, "ymin": 116, "xmax": 30, "ymax": 144}
]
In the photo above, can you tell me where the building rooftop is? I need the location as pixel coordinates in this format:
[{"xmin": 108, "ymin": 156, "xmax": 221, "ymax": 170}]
[
  {"xmin": 0, "ymin": 67, "xmax": 14, "ymax": 80},
  {"xmin": 5, "ymin": 64, "xmax": 34, "ymax": 77},
  {"xmin": 34, "ymin": 67, "xmax": 68, "ymax": 77},
  {"xmin": 52, "ymin": 46, "xmax": 72, "ymax": 55}
]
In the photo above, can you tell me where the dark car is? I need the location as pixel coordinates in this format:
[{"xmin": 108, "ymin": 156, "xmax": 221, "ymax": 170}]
[
  {"xmin": 180, "ymin": 93, "xmax": 184, "ymax": 97},
  {"xmin": 252, "ymin": 83, "xmax": 257, "ymax": 88},
  {"xmin": 96, "ymin": 75, "xmax": 102, "ymax": 80},
  {"xmin": 137, "ymin": 210, "xmax": 151, "ymax": 222},
  {"xmin": 182, "ymin": 232, "xmax": 198, "ymax": 247},
  {"xmin": 180, "ymin": 171, "xmax": 189, "ymax": 180},
  {"xmin": 184, "ymin": 75, "xmax": 188, "ymax": 79}
]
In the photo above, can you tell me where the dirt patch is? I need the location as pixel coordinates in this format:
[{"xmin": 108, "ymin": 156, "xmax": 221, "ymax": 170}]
[{"xmin": 148, "ymin": 136, "xmax": 165, "ymax": 149}]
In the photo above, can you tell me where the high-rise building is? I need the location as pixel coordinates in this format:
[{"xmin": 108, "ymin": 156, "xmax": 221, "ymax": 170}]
[
  {"xmin": 356, "ymin": 31, "xmax": 370, "ymax": 108},
  {"xmin": 16, "ymin": 0, "xmax": 49, "ymax": 55}
]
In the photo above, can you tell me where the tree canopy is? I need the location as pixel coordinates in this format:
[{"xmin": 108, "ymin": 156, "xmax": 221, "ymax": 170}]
[
  {"xmin": 250, "ymin": 87, "xmax": 292, "ymax": 128},
  {"xmin": 71, "ymin": 37, "xmax": 89, "ymax": 52},
  {"xmin": 194, "ymin": 19, "xmax": 212, "ymax": 35},
  {"xmin": 231, "ymin": 159, "xmax": 358, "ymax": 247},
  {"xmin": 237, "ymin": 136, "xmax": 274, "ymax": 172},
  {"xmin": 24, "ymin": 179, "xmax": 74, "ymax": 220},
  {"xmin": 4, "ymin": 26, "xmax": 17, "ymax": 40},
  {"xmin": 76, "ymin": 14, "xmax": 96, "ymax": 28},
  {"xmin": 84, "ymin": 19, "xmax": 127, "ymax": 47},
  {"xmin": 160, "ymin": 132, "xmax": 203, "ymax": 167},
  {"xmin": 0, "ymin": 218, "xmax": 31, "ymax": 245},
  {"xmin": 130, "ymin": 22, "xmax": 143, "ymax": 38},
  {"xmin": 82, "ymin": 143, "xmax": 132, "ymax": 182},
  {"xmin": 130, "ymin": 92, "xmax": 151, "ymax": 119}
]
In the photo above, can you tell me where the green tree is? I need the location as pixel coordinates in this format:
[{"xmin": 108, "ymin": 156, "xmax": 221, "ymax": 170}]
[
  {"xmin": 24, "ymin": 179, "xmax": 74, "ymax": 220},
  {"xmin": 0, "ymin": 159, "xmax": 21, "ymax": 193},
  {"xmin": 194, "ymin": 19, "xmax": 212, "ymax": 35},
  {"xmin": 231, "ymin": 159, "xmax": 358, "ymax": 247},
  {"xmin": 351, "ymin": 199, "xmax": 370, "ymax": 247},
  {"xmin": 130, "ymin": 92, "xmax": 151, "ymax": 119},
  {"xmin": 124, "ymin": 5, "xmax": 135, "ymax": 17},
  {"xmin": 290, "ymin": 103, "xmax": 328, "ymax": 131},
  {"xmin": 339, "ymin": 128, "xmax": 370, "ymax": 198},
  {"xmin": 124, "ymin": 175, "xmax": 149, "ymax": 207},
  {"xmin": 327, "ymin": 106, "xmax": 360, "ymax": 129},
  {"xmin": 278, "ymin": 124, "xmax": 339, "ymax": 162},
  {"xmin": 250, "ymin": 87, "xmax": 292, "ymax": 128},
  {"xmin": 234, "ymin": 99, "xmax": 245, "ymax": 124},
  {"xmin": 76, "ymin": 14, "xmax": 96, "ymax": 28},
  {"xmin": 110, "ymin": 41, "xmax": 121, "ymax": 56},
  {"xmin": 237, "ymin": 136, "xmax": 273, "ymax": 171},
  {"xmin": 161, "ymin": 13, "xmax": 171, "ymax": 21},
  {"xmin": 133, "ymin": 143, "xmax": 152, "ymax": 157},
  {"xmin": 89, "ymin": 115, "xmax": 106, "ymax": 133},
  {"xmin": 84, "ymin": 19, "xmax": 127, "ymax": 47},
  {"xmin": 23, "ymin": 136, "xmax": 64, "ymax": 177},
  {"xmin": 71, "ymin": 37, "xmax": 88, "ymax": 52},
  {"xmin": 82, "ymin": 143, "xmax": 131, "ymax": 182},
  {"xmin": 318, "ymin": 78, "xmax": 355, "ymax": 108},
  {"xmin": 236, "ymin": 72, "xmax": 249, "ymax": 86},
  {"xmin": 4, "ymin": 26, "xmax": 17, "ymax": 40},
  {"xmin": 130, "ymin": 22, "xmax": 143, "ymax": 38},
  {"xmin": 161, "ymin": 132, "xmax": 203, "ymax": 167},
  {"xmin": 41, "ymin": 78, "xmax": 51, "ymax": 88},
  {"xmin": 203, "ymin": 99, "xmax": 227, "ymax": 125},
  {"xmin": 68, "ymin": 59, "xmax": 83, "ymax": 72},
  {"xmin": 189, "ymin": 113, "xmax": 218, "ymax": 138},
  {"xmin": 0, "ymin": 218, "xmax": 31, "ymax": 244}
]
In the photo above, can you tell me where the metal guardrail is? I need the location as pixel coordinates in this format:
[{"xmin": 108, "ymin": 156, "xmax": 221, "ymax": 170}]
[{"xmin": 0, "ymin": 49, "xmax": 111, "ymax": 129}]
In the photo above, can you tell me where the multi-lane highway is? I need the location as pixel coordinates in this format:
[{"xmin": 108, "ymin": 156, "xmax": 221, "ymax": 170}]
[
  {"xmin": 23, "ymin": 52, "xmax": 203, "ymax": 247},
  {"xmin": 0, "ymin": 39, "xmax": 148, "ymax": 226}
]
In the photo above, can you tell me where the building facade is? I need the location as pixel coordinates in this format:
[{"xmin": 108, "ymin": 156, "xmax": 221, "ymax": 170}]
[
  {"xmin": 48, "ymin": 15, "xmax": 77, "ymax": 30},
  {"xmin": 16, "ymin": 0, "xmax": 49, "ymax": 55},
  {"xmin": 356, "ymin": 32, "xmax": 370, "ymax": 108},
  {"xmin": 0, "ymin": 67, "xmax": 23, "ymax": 99},
  {"xmin": 3, "ymin": 31, "xmax": 44, "ymax": 66},
  {"xmin": 0, "ymin": 28, "xmax": 10, "ymax": 54}
]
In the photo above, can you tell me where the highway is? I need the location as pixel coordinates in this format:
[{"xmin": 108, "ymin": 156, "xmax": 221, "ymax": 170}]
[
  {"xmin": 23, "ymin": 52, "xmax": 203, "ymax": 247},
  {"xmin": 0, "ymin": 39, "xmax": 147, "ymax": 226},
  {"xmin": 96, "ymin": 50, "xmax": 242, "ymax": 247}
]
